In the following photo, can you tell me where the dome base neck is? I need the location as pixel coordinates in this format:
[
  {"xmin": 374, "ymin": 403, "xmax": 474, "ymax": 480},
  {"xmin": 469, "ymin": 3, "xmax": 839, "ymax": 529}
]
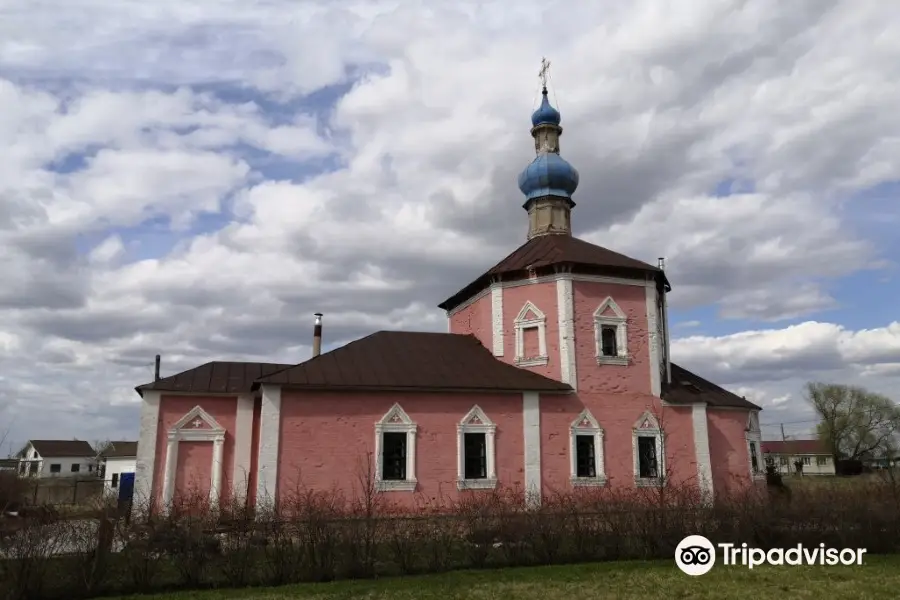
[{"xmin": 525, "ymin": 195, "xmax": 574, "ymax": 239}]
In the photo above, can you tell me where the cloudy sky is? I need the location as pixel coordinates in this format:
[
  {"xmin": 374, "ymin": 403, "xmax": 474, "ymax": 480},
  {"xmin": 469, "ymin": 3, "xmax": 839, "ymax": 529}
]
[{"xmin": 1, "ymin": 0, "xmax": 898, "ymax": 453}]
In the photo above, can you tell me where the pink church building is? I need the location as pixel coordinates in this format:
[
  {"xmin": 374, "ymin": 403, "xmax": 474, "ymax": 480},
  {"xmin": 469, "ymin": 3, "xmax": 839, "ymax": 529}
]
[{"xmin": 133, "ymin": 82, "xmax": 764, "ymax": 513}]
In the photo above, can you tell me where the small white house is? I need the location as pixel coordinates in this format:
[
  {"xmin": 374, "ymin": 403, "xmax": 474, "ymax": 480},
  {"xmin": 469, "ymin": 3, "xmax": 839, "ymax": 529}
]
[
  {"xmin": 762, "ymin": 439, "xmax": 836, "ymax": 476},
  {"xmin": 98, "ymin": 441, "xmax": 137, "ymax": 493},
  {"xmin": 15, "ymin": 440, "xmax": 97, "ymax": 478}
]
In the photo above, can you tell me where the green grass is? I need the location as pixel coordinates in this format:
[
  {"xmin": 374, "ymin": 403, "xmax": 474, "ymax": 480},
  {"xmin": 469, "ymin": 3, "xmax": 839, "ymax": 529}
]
[{"xmin": 109, "ymin": 555, "xmax": 900, "ymax": 600}]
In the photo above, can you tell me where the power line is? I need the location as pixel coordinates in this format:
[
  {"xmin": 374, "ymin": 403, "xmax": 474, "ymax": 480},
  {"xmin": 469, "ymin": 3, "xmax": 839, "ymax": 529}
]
[{"xmin": 760, "ymin": 419, "xmax": 820, "ymax": 426}]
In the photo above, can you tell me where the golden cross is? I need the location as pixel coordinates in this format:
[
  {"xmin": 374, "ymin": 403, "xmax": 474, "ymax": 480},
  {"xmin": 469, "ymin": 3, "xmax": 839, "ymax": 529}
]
[{"xmin": 538, "ymin": 57, "xmax": 551, "ymax": 89}]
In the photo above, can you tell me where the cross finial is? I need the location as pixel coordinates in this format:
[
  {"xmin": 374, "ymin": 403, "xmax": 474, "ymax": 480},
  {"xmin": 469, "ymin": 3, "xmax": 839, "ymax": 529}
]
[
  {"xmin": 191, "ymin": 418, "xmax": 203, "ymax": 428},
  {"xmin": 538, "ymin": 57, "xmax": 550, "ymax": 91}
]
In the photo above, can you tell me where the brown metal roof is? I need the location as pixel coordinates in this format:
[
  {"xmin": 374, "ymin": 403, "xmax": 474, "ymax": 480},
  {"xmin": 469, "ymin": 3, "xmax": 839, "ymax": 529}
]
[
  {"xmin": 136, "ymin": 362, "xmax": 292, "ymax": 396},
  {"xmin": 99, "ymin": 441, "xmax": 138, "ymax": 458},
  {"xmin": 761, "ymin": 440, "xmax": 828, "ymax": 455},
  {"xmin": 663, "ymin": 364, "xmax": 762, "ymax": 410},
  {"xmin": 438, "ymin": 235, "xmax": 666, "ymax": 311},
  {"xmin": 254, "ymin": 331, "xmax": 573, "ymax": 393},
  {"xmin": 26, "ymin": 440, "xmax": 96, "ymax": 458}
]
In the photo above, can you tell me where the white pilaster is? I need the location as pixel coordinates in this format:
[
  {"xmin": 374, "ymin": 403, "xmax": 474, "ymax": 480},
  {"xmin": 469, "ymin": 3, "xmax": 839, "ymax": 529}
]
[
  {"xmin": 646, "ymin": 282, "xmax": 661, "ymax": 397},
  {"xmin": 232, "ymin": 394, "xmax": 255, "ymax": 502},
  {"xmin": 256, "ymin": 385, "xmax": 282, "ymax": 507},
  {"xmin": 162, "ymin": 438, "xmax": 177, "ymax": 507},
  {"xmin": 556, "ymin": 276, "xmax": 577, "ymax": 389},
  {"xmin": 692, "ymin": 403, "xmax": 714, "ymax": 505},
  {"xmin": 491, "ymin": 283, "xmax": 504, "ymax": 356},
  {"xmin": 522, "ymin": 391, "xmax": 542, "ymax": 507},
  {"xmin": 210, "ymin": 438, "xmax": 224, "ymax": 506},
  {"xmin": 134, "ymin": 390, "xmax": 161, "ymax": 512}
]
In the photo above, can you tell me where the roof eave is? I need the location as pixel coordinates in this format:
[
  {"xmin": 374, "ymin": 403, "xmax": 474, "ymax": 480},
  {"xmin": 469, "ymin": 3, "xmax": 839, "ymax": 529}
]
[
  {"xmin": 438, "ymin": 263, "xmax": 662, "ymax": 313},
  {"xmin": 253, "ymin": 383, "xmax": 573, "ymax": 394}
]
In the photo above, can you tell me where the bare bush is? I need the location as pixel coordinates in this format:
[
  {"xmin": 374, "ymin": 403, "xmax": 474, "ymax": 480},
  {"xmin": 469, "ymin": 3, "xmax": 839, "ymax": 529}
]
[{"xmin": 4, "ymin": 457, "xmax": 900, "ymax": 599}]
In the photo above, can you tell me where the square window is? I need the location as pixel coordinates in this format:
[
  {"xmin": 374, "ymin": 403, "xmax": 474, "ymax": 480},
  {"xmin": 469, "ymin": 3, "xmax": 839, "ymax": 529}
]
[
  {"xmin": 802, "ymin": 456, "xmax": 811, "ymax": 466},
  {"xmin": 637, "ymin": 437, "xmax": 658, "ymax": 478},
  {"xmin": 779, "ymin": 456, "xmax": 788, "ymax": 466},
  {"xmin": 50, "ymin": 464, "xmax": 61, "ymax": 473},
  {"xmin": 816, "ymin": 456, "xmax": 827, "ymax": 466},
  {"xmin": 381, "ymin": 432, "xmax": 407, "ymax": 481},
  {"xmin": 70, "ymin": 464, "xmax": 80, "ymax": 473},
  {"xmin": 575, "ymin": 435, "xmax": 596, "ymax": 478},
  {"xmin": 464, "ymin": 433, "xmax": 487, "ymax": 480}
]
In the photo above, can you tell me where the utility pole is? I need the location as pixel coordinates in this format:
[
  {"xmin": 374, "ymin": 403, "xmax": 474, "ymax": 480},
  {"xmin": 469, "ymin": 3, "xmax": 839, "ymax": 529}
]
[{"xmin": 781, "ymin": 424, "xmax": 786, "ymax": 441}]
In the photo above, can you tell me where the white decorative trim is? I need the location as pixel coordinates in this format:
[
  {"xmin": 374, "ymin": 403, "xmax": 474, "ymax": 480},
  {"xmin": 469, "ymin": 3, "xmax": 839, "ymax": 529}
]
[
  {"xmin": 594, "ymin": 297, "xmax": 629, "ymax": 365},
  {"xmin": 556, "ymin": 276, "xmax": 577, "ymax": 389},
  {"xmin": 504, "ymin": 273, "xmax": 649, "ymax": 290},
  {"xmin": 445, "ymin": 273, "xmax": 651, "ymax": 317},
  {"xmin": 514, "ymin": 301, "xmax": 548, "ymax": 366},
  {"xmin": 633, "ymin": 411, "xmax": 664, "ymax": 487},
  {"xmin": 134, "ymin": 390, "xmax": 160, "ymax": 512},
  {"xmin": 374, "ymin": 403, "xmax": 418, "ymax": 492},
  {"xmin": 660, "ymin": 287, "xmax": 672, "ymax": 384},
  {"xmin": 645, "ymin": 283, "xmax": 661, "ymax": 397},
  {"xmin": 446, "ymin": 288, "xmax": 491, "ymax": 318},
  {"xmin": 232, "ymin": 394, "xmax": 255, "ymax": 503},
  {"xmin": 745, "ymin": 410, "xmax": 765, "ymax": 481},
  {"xmin": 256, "ymin": 385, "xmax": 282, "ymax": 507},
  {"xmin": 691, "ymin": 403, "xmax": 714, "ymax": 504},
  {"xmin": 569, "ymin": 409, "xmax": 606, "ymax": 487},
  {"xmin": 490, "ymin": 284, "xmax": 504, "ymax": 356},
  {"xmin": 457, "ymin": 405, "xmax": 498, "ymax": 490},
  {"xmin": 522, "ymin": 392, "xmax": 541, "ymax": 506},
  {"xmin": 162, "ymin": 405, "xmax": 226, "ymax": 508}
]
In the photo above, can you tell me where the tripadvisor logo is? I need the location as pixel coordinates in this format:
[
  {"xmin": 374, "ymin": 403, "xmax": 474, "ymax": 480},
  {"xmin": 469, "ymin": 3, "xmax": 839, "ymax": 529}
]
[
  {"xmin": 675, "ymin": 535, "xmax": 867, "ymax": 576},
  {"xmin": 675, "ymin": 535, "xmax": 716, "ymax": 576}
]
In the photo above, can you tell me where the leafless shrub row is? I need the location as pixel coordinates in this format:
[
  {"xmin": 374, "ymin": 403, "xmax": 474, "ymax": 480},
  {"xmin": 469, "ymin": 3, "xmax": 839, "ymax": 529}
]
[{"xmin": 2, "ymin": 467, "xmax": 900, "ymax": 600}]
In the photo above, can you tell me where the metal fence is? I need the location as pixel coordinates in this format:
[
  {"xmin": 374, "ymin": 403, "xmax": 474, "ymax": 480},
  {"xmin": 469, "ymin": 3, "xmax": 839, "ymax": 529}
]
[{"xmin": 22, "ymin": 478, "xmax": 105, "ymax": 506}]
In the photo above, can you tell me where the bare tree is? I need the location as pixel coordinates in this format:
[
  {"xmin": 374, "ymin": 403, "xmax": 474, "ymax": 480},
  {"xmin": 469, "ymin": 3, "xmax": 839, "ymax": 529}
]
[{"xmin": 807, "ymin": 382, "xmax": 900, "ymax": 466}]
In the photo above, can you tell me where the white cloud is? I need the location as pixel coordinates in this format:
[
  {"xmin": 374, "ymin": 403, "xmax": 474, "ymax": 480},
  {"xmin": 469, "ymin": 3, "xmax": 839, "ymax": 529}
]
[{"xmin": 1, "ymin": 0, "xmax": 900, "ymax": 448}]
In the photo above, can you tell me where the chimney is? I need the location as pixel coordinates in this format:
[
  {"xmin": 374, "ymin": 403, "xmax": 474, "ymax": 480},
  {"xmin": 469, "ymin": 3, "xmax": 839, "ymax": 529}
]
[
  {"xmin": 657, "ymin": 257, "xmax": 665, "ymax": 270},
  {"xmin": 312, "ymin": 313, "xmax": 323, "ymax": 358},
  {"xmin": 154, "ymin": 354, "xmax": 161, "ymax": 381}
]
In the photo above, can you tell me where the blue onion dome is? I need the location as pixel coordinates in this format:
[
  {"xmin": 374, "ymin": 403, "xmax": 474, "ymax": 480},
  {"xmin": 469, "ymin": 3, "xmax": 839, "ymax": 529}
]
[
  {"xmin": 518, "ymin": 152, "xmax": 579, "ymax": 201},
  {"xmin": 531, "ymin": 89, "xmax": 561, "ymax": 127}
]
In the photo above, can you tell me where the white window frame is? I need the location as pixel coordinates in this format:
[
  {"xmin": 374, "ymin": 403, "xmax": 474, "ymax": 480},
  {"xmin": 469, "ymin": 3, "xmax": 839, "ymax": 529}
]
[
  {"xmin": 633, "ymin": 411, "xmax": 664, "ymax": 487},
  {"xmin": 161, "ymin": 405, "xmax": 226, "ymax": 508},
  {"xmin": 457, "ymin": 405, "xmax": 498, "ymax": 490},
  {"xmin": 514, "ymin": 301, "xmax": 548, "ymax": 367},
  {"xmin": 374, "ymin": 403, "xmax": 418, "ymax": 492},
  {"xmin": 594, "ymin": 297, "xmax": 629, "ymax": 365},
  {"xmin": 745, "ymin": 410, "xmax": 765, "ymax": 481},
  {"xmin": 570, "ymin": 409, "xmax": 606, "ymax": 487}
]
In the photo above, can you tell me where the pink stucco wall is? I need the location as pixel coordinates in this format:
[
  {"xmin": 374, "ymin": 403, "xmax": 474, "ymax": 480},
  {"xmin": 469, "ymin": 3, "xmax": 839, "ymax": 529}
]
[
  {"xmin": 707, "ymin": 409, "xmax": 755, "ymax": 496},
  {"xmin": 175, "ymin": 441, "xmax": 213, "ymax": 502},
  {"xmin": 572, "ymin": 280, "xmax": 652, "ymax": 395},
  {"xmin": 449, "ymin": 292, "xmax": 492, "ymax": 348},
  {"xmin": 539, "ymin": 395, "xmax": 697, "ymax": 491},
  {"xmin": 276, "ymin": 391, "xmax": 524, "ymax": 509},
  {"xmin": 154, "ymin": 395, "xmax": 238, "ymax": 508},
  {"xmin": 147, "ymin": 273, "xmax": 758, "ymax": 509},
  {"xmin": 502, "ymin": 282, "xmax": 560, "ymax": 380},
  {"xmin": 445, "ymin": 276, "xmax": 710, "ymax": 494}
]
